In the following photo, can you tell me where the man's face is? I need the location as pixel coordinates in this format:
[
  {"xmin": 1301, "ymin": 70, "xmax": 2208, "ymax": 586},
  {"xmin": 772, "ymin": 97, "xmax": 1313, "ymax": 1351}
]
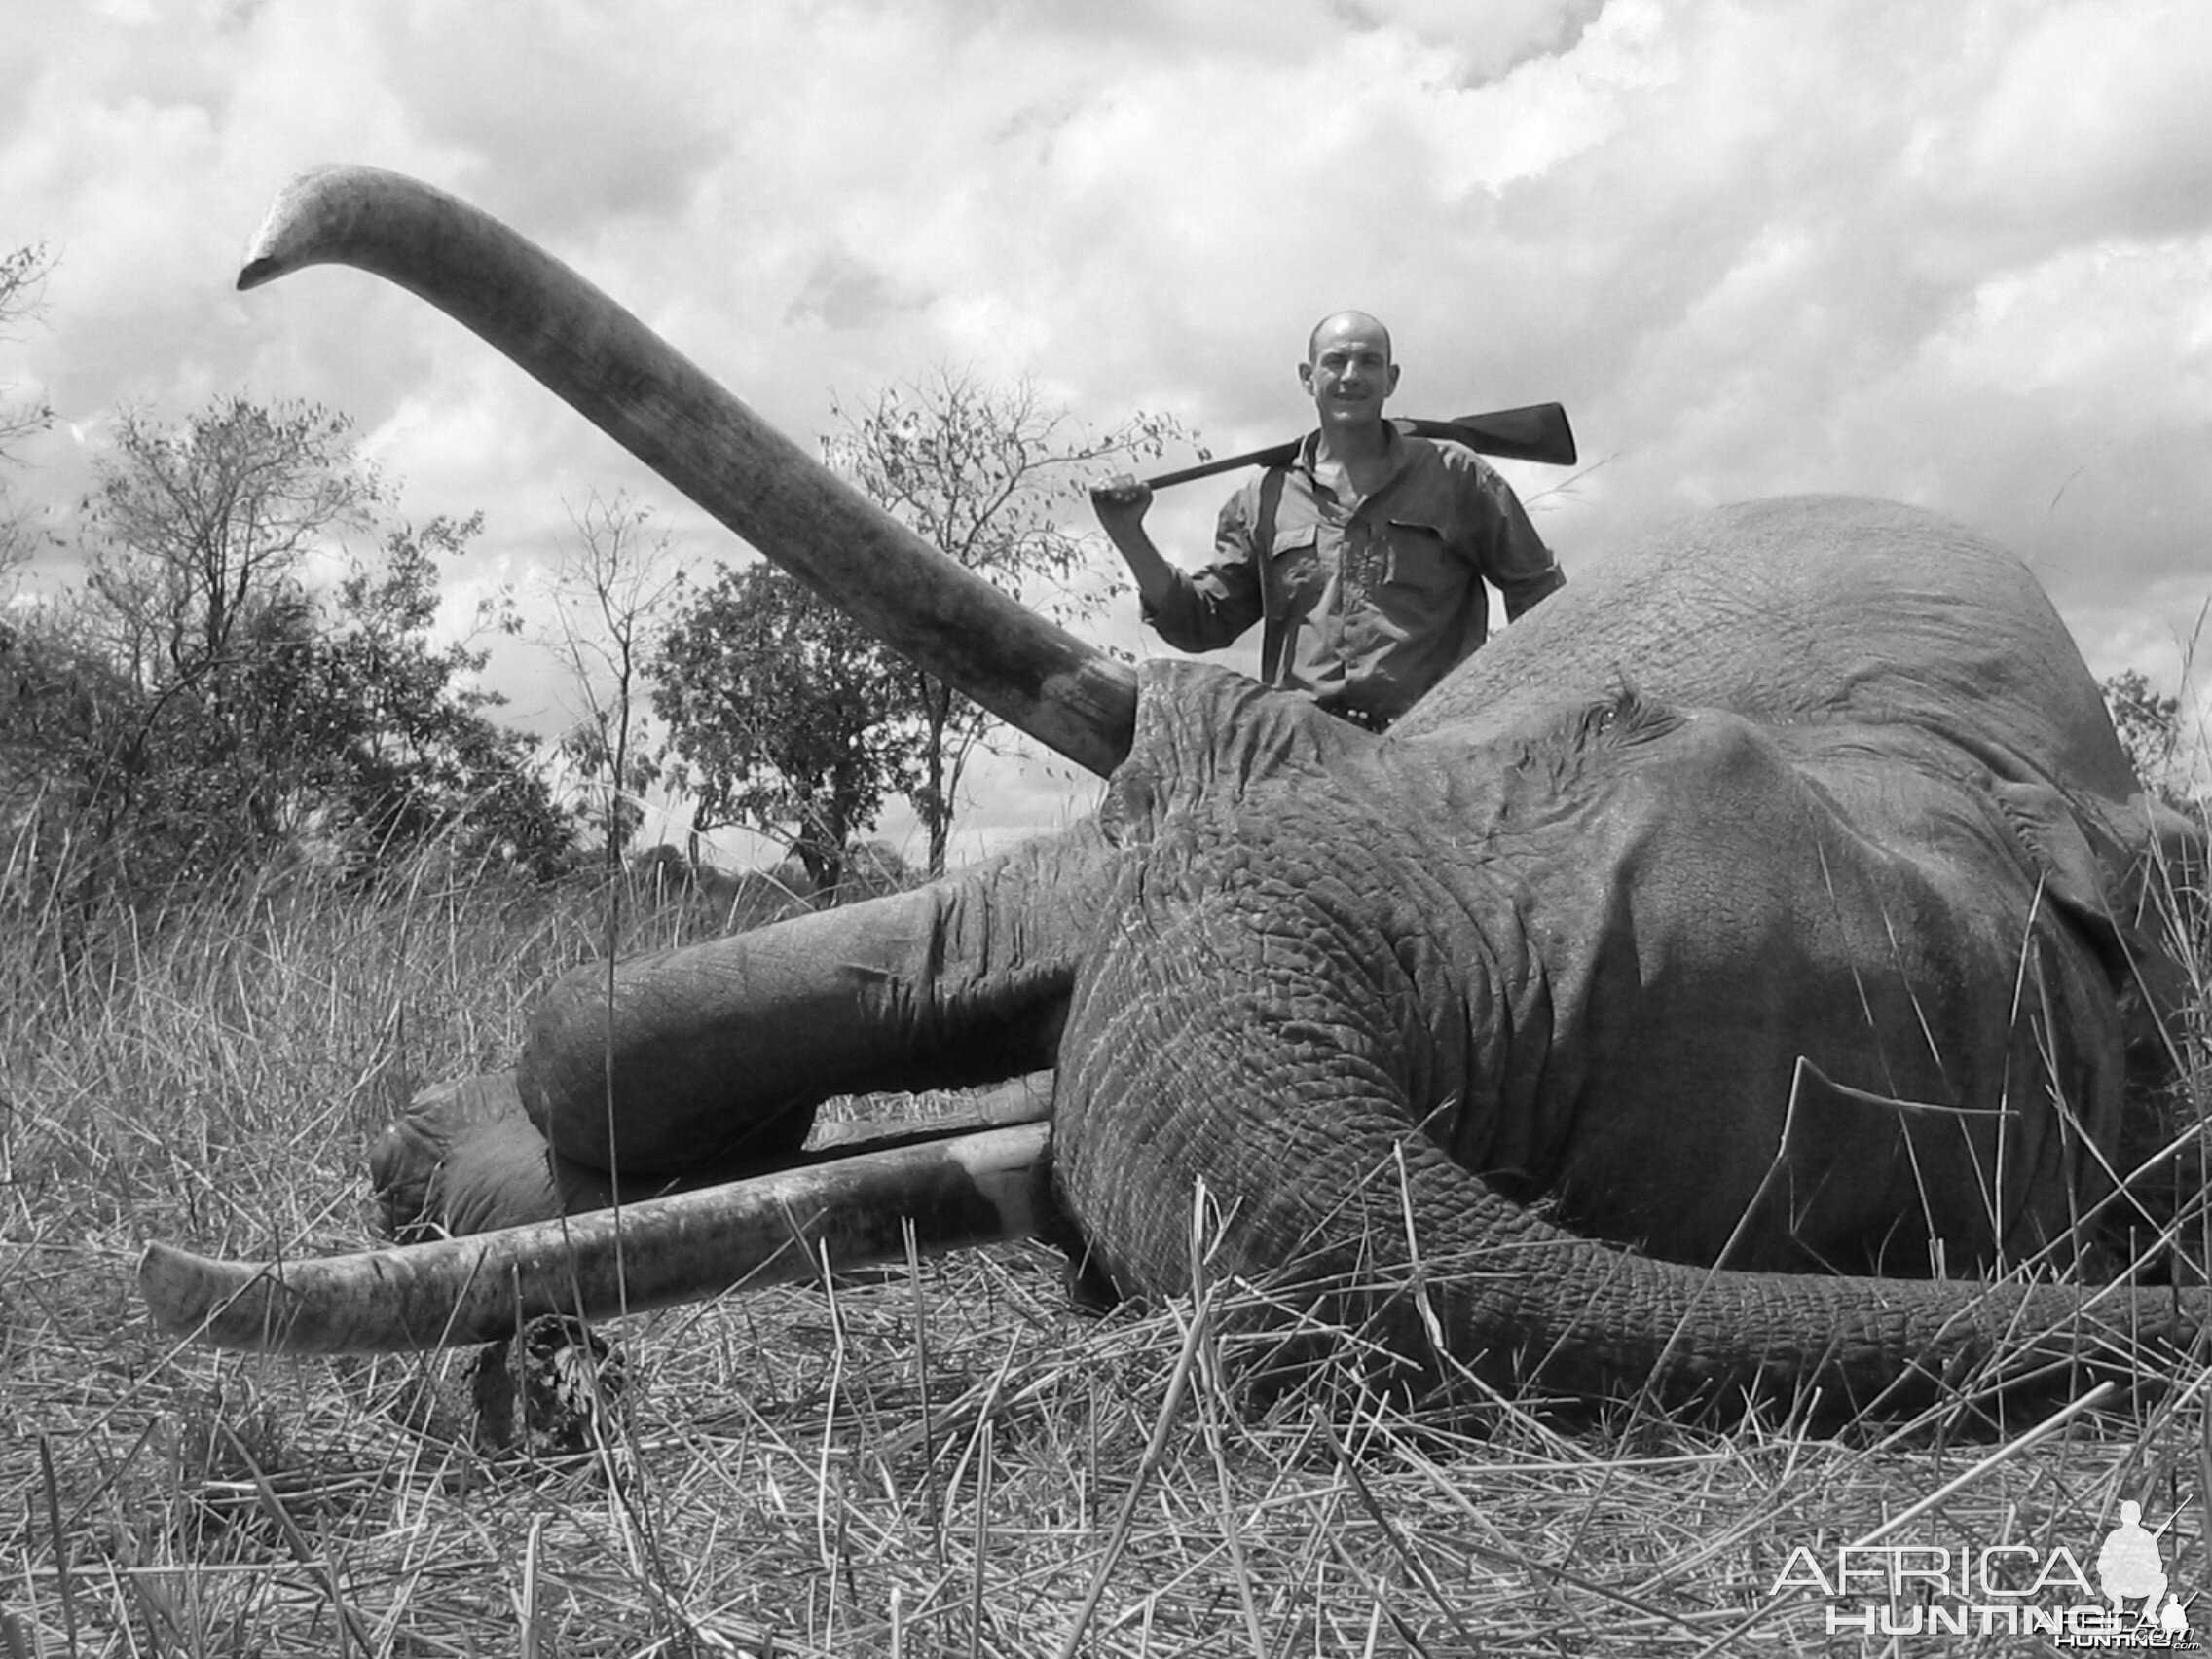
[{"xmin": 1300, "ymin": 319, "xmax": 1399, "ymax": 428}]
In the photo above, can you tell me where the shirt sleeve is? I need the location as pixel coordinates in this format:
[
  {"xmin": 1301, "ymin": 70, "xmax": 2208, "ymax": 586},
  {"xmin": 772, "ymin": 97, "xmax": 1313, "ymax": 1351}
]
[
  {"xmin": 1140, "ymin": 486, "xmax": 1268, "ymax": 653},
  {"xmin": 1465, "ymin": 457, "xmax": 1564, "ymax": 620}
]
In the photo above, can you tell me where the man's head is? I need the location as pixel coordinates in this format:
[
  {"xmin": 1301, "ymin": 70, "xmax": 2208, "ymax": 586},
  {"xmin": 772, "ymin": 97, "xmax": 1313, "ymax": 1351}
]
[{"xmin": 1300, "ymin": 311, "xmax": 1399, "ymax": 433}]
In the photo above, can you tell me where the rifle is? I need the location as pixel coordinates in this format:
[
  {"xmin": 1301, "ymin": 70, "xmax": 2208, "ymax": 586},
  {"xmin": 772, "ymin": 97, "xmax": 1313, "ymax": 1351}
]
[{"xmin": 1123, "ymin": 401, "xmax": 1575, "ymax": 494}]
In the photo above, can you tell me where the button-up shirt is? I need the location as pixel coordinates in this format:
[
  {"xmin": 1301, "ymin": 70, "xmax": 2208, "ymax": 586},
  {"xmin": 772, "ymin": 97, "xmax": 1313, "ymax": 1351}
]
[{"xmin": 1141, "ymin": 429, "xmax": 1563, "ymax": 727}]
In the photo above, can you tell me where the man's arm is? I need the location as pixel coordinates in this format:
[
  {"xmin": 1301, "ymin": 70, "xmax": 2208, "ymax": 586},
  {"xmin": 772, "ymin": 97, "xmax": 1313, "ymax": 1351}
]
[
  {"xmin": 1091, "ymin": 476, "xmax": 1265, "ymax": 653},
  {"xmin": 1466, "ymin": 457, "xmax": 1563, "ymax": 619},
  {"xmin": 1091, "ymin": 476, "xmax": 1181, "ymax": 613}
]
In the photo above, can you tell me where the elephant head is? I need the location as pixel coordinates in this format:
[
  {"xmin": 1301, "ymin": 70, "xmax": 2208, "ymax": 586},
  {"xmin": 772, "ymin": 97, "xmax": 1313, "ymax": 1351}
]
[{"xmin": 139, "ymin": 168, "xmax": 2206, "ymax": 1415}]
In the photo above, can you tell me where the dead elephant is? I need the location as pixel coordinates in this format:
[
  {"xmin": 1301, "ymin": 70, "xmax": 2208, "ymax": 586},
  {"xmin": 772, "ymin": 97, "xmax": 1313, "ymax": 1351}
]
[{"xmin": 142, "ymin": 167, "xmax": 2207, "ymax": 1417}]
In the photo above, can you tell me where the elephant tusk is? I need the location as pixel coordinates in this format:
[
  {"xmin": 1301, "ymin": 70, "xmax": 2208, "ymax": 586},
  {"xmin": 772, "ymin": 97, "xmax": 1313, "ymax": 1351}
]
[
  {"xmin": 239, "ymin": 166, "xmax": 1136, "ymax": 779},
  {"xmin": 139, "ymin": 1122, "xmax": 1054, "ymax": 1354}
]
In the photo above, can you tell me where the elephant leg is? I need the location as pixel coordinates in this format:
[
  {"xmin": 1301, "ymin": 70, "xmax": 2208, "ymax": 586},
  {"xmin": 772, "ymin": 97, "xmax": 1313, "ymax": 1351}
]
[
  {"xmin": 369, "ymin": 1073, "xmax": 781, "ymax": 1240},
  {"xmin": 373, "ymin": 1075, "xmax": 584, "ymax": 1238},
  {"xmin": 373, "ymin": 1069, "xmax": 1061, "ymax": 1240},
  {"xmin": 517, "ymin": 830, "xmax": 1099, "ymax": 1181}
]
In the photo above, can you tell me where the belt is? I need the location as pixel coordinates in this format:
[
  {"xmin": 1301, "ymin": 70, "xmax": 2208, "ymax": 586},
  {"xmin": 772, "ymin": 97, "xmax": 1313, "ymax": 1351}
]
[{"xmin": 1328, "ymin": 705, "xmax": 1392, "ymax": 734}]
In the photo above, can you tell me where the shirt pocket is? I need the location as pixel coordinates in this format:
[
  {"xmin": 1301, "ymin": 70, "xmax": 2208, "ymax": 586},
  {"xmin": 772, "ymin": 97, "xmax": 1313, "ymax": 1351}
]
[
  {"xmin": 1382, "ymin": 518, "xmax": 1460, "ymax": 601},
  {"xmin": 1265, "ymin": 525, "xmax": 1325, "ymax": 609}
]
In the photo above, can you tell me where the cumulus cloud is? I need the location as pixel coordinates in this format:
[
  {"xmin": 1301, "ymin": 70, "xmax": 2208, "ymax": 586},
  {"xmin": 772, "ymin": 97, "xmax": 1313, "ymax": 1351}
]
[{"xmin": 1, "ymin": 0, "xmax": 2207, "ymax": 850}]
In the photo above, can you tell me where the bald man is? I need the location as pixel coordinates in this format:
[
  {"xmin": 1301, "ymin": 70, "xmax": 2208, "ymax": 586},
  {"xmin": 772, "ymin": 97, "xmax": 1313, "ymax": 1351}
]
[{"xmin": 1093, "ymin": 312, "xmax": 1562, "ymax": 730}]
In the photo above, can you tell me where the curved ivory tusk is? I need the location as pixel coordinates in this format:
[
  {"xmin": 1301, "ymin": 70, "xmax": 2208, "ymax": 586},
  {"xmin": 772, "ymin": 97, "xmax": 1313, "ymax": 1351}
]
[
  {"xmin": 240, "ymin": 166, "xmax": 1136, "ymax": 779},
  {"xmin": 141, "ymin": 1123, "xmax": 1053, "ymax": 1354}
]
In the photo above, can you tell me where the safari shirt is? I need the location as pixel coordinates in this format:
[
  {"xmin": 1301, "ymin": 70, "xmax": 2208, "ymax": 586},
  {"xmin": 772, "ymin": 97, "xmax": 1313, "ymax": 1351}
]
[{"xmin": 1142, "ymin": 430, "xmax": 1563, "ymax": 727}]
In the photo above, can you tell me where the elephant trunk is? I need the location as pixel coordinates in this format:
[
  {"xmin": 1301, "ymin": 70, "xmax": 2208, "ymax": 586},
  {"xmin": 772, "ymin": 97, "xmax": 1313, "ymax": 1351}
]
[
  {"xmin": 1053, "ymin": 847, "xmax": 2200, "ymax": 1415},
  {"xmin": 239, "ymin": 166, "xmax": 1135, "ymax": 778},
  {"xmin": 1104, "ymin": 1142, "xmax": 2194, "ymax": 1413},
  {"xmin": 1476, "ymin": 1218, "xmax": 2194, "ymax": 1411}
]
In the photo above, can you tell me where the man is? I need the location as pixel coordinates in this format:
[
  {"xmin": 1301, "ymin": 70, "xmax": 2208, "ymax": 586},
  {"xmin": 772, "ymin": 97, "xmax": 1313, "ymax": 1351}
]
[{"xmin": 1092, "ymin": 311, "xmax": 1563, "ymax": 730}]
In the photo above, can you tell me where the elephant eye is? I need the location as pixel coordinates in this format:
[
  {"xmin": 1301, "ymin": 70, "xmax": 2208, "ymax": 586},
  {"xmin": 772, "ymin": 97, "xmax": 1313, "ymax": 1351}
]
[{"xmin": 1585, "ymin": 686, "xmax": 1679, "ymax": 747}]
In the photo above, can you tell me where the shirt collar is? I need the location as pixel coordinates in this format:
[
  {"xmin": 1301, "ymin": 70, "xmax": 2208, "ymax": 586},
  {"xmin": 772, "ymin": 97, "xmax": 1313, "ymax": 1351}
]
[{"xmin": 1290, "ymin": 420, "xmax": 1412, "ymax": 487}]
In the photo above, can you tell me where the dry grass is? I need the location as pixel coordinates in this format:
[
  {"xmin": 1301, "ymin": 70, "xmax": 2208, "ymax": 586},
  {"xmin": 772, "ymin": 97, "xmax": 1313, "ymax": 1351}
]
[{"xmin": 6, "ymin": 860, "xmax": 2212, "ymax": 1656}]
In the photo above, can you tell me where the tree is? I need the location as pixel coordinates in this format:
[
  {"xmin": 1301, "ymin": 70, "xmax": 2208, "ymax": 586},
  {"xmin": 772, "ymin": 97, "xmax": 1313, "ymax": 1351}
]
[
  {"xmin": 2103, "ymin": 669, "xmax": 2196, "ymax": 813},
  {"xmin": 0, "ymin": 596, "xmax": 130, "ymax": 885},
  {"xmin": 84, "ymin": 399, "xmax": 382, "ymax": 719},
  {"xmin": 60, "ymin": 397, "xmax": 386, "ymax": 877},
  {"xmin": 314, "ymin": 514, "xmax": 572, "ymax": 877},
  {"xmin": 0, "ymin": 244, "xmax": 53, "ymax": 453},
  {"xmin": 3, "ymin": 397, "xmax": 570, "ymax": 898},
  {"xmin": 820, "ymin": 368, "xmax": 1191, "ymax": 874},
  {"xmin": 528, "ymin": 491, "xmax": 685, "ymax": 869},
  {"xmin": 0, "ymin": 242, "xmax": 56, "ymax": 592},
  {"xmin": 653, "ymin": 562, "xmax": 917, "ymax": 897}
]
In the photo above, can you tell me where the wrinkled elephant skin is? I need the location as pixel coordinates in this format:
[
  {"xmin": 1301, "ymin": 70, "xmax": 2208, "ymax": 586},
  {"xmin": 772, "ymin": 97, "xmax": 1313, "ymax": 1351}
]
[
  {"xmin": 508, "ymin": 497, "xmax": 2173, "ymax": 1275},
  {"xmin": 179, "ymin": 169, "xmax": 2206, "ymax": 1411},
  {"xmin": 1054, "ymin": 498, "xmax": 2177, "ymax": 1314}
]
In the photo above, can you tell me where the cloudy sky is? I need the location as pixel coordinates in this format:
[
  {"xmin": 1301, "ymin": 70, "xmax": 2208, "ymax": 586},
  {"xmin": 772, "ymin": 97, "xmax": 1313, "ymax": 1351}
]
[{"xmin": 4, "ymin": 0, "xmax": 2208, "ymax": 860}]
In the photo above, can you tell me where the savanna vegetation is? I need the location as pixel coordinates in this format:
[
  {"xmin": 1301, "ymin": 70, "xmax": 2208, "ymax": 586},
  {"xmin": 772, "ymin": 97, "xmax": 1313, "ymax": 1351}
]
[
  {"xmin": 7, "ymin": 804, "xmax": 2212, "ymax": 1656},
  {"xmin": 7, "ymin": 239, "xmax": 2212, "ymax": 1652}
]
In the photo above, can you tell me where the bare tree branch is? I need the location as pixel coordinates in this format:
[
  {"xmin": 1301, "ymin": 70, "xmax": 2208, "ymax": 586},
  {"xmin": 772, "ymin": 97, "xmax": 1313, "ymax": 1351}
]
[
  {"xmin": 820, "ymin": 367, "xmax": 1195, "ymax": 873},
  {"xmin": 532, "ymin": 489, "xmax": 687, "ymax": 866}
]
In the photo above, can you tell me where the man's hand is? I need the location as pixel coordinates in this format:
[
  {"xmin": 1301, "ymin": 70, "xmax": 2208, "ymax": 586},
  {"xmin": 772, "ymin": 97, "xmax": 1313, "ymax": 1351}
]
[
  {"xmin": 1088, "ymin": 473, "xmax": 1174, "ymax": 610},
  {"xmin": 1088, "ymin": 473, "xmax": 1154, "ymax": 535}
]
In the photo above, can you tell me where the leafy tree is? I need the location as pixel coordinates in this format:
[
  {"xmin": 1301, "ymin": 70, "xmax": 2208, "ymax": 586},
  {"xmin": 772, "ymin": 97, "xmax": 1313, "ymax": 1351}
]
[
  {"xmin": 3, "ymin": 398, "xmax": 570, "ymax": 898},
  {"xmin": 0, "ymin": 244, "xmax": 52, "ymax": 452},
  {"xmin": 83, "ymin": 399, "xmax": 381, "ymax": 720},
  {"xmin": 821, "ymin": 368, "xmax": 1191, "ymax": 874},
  {"xmin": 2104, "ymin": 669, "xmax": 2196, "ymax": 813},
  {"xmin": 42, "ymin": 397, "xmax": 387, "ymax": 881},
  {"xmin": 313, "ymin": 514, "xmax": 572, "ymax": 877},
  {"xmin": 0, "ymin": 598, "xmax": 130, "ymax": 881},
  {"xmin": 653, "ymin": 562, "xmax": 917, "ymax": 897},
  {"xmin": 0, "ymin": 241, "xmax": 56, "ymax": 590}
]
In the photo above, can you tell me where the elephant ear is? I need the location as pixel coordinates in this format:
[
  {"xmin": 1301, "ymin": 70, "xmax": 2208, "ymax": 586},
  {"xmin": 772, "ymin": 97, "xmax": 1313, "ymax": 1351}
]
[
  {"xmin": 1988, "ymin": 777, "xmax": 2138, "ymax": 985},
  {"xmin": 1987, "ymin": 778, "xmax": 2194, "ymax": 1100}
]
